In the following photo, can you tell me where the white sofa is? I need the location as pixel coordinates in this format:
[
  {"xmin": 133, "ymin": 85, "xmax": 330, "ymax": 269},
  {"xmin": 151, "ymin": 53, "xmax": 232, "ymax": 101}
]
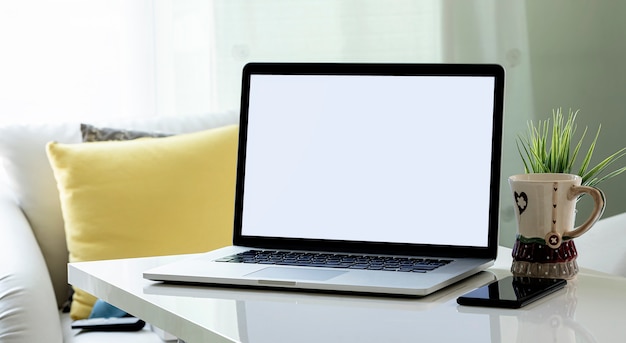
[
  {"xmin": 0, "ymin": 112, "xmax": 238, "ymax": 343},
  {"xmin": 574, "ymin": 211, "xmax": 626, "ymax": 277}
]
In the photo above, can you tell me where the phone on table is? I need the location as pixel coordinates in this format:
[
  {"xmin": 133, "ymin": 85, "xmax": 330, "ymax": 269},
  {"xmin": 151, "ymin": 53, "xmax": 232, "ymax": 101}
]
[{"xmin": 456, "ymin": 276, "xmax": 567, "ymax": 309}]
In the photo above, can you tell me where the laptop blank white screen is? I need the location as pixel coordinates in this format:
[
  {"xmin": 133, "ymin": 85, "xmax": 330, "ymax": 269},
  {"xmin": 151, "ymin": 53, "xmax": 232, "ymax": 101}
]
[{"xmin": 241, "ymin": 73, "xmax": 496, "ymax": 248}]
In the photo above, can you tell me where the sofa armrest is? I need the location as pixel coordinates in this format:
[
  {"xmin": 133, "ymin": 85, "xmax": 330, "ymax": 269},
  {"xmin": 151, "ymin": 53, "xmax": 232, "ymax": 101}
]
[
  {"xmin": 575, "ymin": 212, "xmax": 626, "ymax": 277},
  {"xmin": 0, "ymin": 191, "xmax": 63, "ymax": 343}
]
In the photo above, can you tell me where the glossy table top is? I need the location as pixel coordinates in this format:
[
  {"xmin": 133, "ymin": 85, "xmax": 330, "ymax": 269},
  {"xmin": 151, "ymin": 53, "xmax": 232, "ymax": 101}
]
[{"xmin": 68, "ymin": 247, "xmax": 626, "ymax": 343}]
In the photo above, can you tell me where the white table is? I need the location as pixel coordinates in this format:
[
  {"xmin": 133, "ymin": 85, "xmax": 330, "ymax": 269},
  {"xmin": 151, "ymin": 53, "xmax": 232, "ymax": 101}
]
[{"xmin": 68, "ymin": 247, "xmax": 626, "ymax": 342}]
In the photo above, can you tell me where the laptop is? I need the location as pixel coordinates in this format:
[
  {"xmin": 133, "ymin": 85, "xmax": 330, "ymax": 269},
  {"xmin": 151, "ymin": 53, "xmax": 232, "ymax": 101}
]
[{"xmin": 144, "ymin": 62, "xmax": 505, "ymax": 297}]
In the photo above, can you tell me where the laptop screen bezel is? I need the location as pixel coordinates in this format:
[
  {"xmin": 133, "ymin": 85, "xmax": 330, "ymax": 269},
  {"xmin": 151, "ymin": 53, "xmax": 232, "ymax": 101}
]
[{"xmin": 232, "ymin": 62, "xmax": 504, "ymax": 259}]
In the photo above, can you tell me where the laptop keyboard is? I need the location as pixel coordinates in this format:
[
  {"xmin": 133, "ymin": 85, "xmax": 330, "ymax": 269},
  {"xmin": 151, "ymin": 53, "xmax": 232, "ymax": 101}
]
[{"xmin": 215, "ymin": 250, "xmax": 452, "ymax": 273}]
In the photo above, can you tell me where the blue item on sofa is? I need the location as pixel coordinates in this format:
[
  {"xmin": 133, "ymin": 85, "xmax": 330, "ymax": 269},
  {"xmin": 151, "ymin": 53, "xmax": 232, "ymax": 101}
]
[{"xmin": 88, "ymin": 299, "xmax": 128, "ymax": 318}]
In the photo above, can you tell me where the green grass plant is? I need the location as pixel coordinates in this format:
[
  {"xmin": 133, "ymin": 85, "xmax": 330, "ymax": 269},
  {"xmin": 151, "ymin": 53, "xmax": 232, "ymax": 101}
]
[{"xmin": 517, "ymin": 107, "xmax": 626, "ymax": 187}]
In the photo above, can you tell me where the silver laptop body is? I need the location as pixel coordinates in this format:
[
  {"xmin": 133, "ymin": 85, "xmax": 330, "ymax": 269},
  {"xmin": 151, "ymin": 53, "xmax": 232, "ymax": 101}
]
[{"xmin": 144, "ymin": 62, "xmax": 505, "ymax": 297}]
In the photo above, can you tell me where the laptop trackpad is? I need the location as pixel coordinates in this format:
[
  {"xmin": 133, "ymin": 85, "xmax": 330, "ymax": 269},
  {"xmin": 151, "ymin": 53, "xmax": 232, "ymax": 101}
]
[{"xmin": 246, "ymin": 267, "xmax": 347, "ymax": 282}]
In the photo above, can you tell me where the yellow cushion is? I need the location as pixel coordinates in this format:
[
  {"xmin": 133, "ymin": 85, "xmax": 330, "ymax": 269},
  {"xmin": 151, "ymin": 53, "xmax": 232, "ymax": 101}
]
[{"xmin": 46, "ymin": 125, "xmax": 238, "ymax": 319}]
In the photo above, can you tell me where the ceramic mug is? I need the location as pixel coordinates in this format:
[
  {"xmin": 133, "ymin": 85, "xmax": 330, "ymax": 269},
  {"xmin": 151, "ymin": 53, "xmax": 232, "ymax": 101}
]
[{"xmin": 509, "ymin": 173, "xmax": 605, "ymax": 279}]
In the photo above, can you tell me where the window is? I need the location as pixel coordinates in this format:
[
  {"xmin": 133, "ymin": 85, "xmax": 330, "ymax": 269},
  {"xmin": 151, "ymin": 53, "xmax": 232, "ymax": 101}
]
[{"xmin": 0, "ymin": 1, "xmax": 156, "ymax": 124}]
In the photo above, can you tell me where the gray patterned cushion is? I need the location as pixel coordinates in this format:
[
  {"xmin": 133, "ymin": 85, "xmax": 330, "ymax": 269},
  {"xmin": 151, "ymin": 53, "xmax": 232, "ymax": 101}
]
[{"xmin": 80, "ymin": 123, "xmax": 171, "ymax": 142}]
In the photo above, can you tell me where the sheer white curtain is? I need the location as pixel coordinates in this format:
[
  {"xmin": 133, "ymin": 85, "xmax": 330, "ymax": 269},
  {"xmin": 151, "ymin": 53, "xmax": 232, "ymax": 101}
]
[
  {"xmin": 0, "ymin": 0, "xmax": 445, "ymax": 121},
  {"xmin": 153, "ymin": 0, "xmax": 444, "ymax": 115},
  {"xmin": 0, "ymin": 0, "xmax": 156, "ymax": 124}
]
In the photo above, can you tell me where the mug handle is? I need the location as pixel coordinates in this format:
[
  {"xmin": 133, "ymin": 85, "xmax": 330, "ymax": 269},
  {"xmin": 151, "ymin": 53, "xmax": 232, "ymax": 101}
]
[{"xmin": 563, "ymin": 185, "xmax": 606, "ymax": 239}]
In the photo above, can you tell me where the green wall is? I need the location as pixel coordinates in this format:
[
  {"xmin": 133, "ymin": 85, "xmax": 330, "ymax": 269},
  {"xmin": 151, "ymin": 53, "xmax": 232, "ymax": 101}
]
[{"xmin": 526, "ymin": 1, "xmax": 626, "ymax": 232}]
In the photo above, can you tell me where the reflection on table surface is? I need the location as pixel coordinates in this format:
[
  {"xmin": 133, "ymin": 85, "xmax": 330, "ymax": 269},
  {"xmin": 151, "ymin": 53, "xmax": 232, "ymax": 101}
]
[
  {"xmin": 142, "ymin": 270, "xmax": 620, "ymax": 343},
  {"xmin": 144, "ymin": 271, "xmax": 497, "ymax": 343}
]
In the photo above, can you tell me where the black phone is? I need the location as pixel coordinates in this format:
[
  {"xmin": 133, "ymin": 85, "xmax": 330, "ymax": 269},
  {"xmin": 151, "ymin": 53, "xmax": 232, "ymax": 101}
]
[
  {"xmin": 71, "ymin": 317, "xmax": 146, "ymax": 331},
  {"xmin": 456, "ymin": 276, "xmax": 567, "ymax": 309}
]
